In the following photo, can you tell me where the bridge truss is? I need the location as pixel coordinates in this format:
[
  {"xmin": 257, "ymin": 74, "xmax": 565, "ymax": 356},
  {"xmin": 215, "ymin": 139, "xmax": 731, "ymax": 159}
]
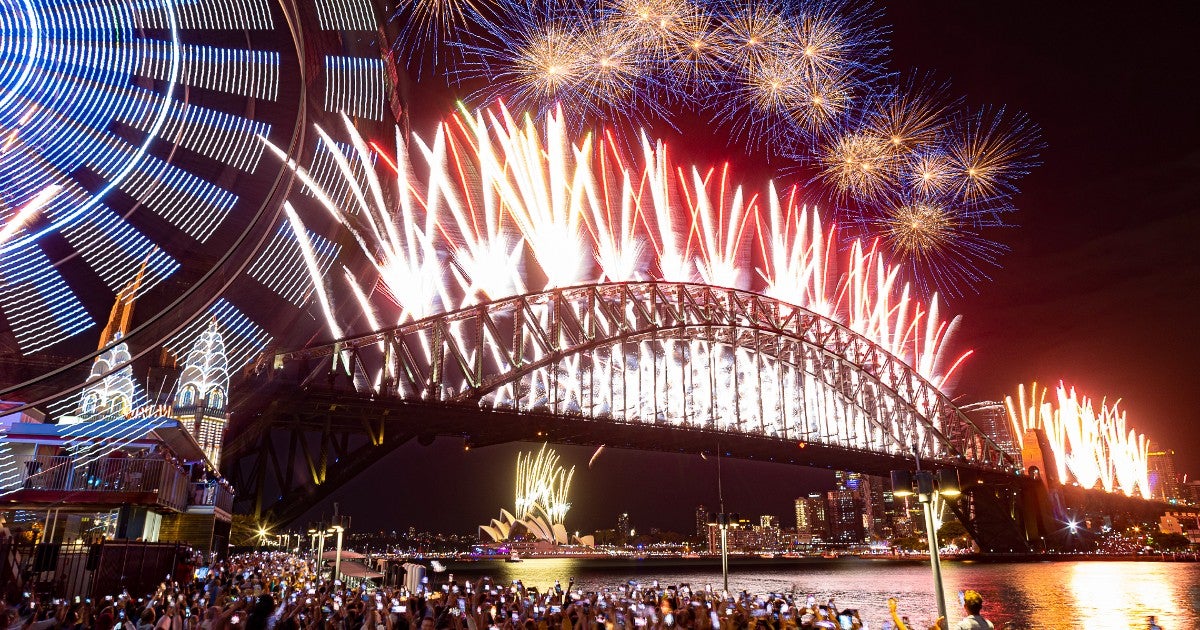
[{"xmin": 226, "ymin": 282, "xmax": 1017, "ymax": 525}]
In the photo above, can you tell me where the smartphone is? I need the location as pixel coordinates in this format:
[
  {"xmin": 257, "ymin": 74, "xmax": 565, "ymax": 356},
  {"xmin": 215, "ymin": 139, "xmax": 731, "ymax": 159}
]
[
  {"xmin": 391, "ymin": 606, "xmax": 402, "ymax": 614},
  {"xmin": 550, "ymin": 606, "xmax": 561, "ymax": 614},
  {"xmin": 957, "ymin": 591, "xmax": 966, "ymax": 608},
  {"xmin": 664, "ymin": 614, "xmax": 674, "ymax": 626},
  {"xmin": 119, "ymin": 612, "xmax": 126, "ymax": 620},
  {"xmin": 231, "ymin": 616, "xmax": 241, "ymax": 625},
  {"xmin": 807, "ymin": 595, "xmax": 816, "ymax": 607},
  {"xmin": 634, "ymin": 618, "xmax": 647, "ymax": 627},
  {"xmin": 838, "ymin": 615, "xmax": 852, "ymax": 630},
  {"xmin": 458, "ymin": 599, "xmax": 466, "ymax": 612}
]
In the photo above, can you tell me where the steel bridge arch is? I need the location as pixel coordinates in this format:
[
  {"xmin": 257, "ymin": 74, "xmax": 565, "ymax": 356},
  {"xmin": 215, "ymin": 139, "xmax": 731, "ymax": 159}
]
[{"xmin": 268, "ymin": 281, "xmax": 1014, "ymax": 471}]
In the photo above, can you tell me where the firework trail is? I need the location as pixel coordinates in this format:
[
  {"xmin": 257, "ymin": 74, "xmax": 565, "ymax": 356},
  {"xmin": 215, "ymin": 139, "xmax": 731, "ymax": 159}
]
[{"xmin": 268, "ymin": 101, "xmax": 973, "ymax": 405}]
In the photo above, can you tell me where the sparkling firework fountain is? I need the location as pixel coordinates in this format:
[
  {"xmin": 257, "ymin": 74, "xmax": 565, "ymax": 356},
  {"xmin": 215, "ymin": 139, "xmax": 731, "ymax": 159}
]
[
  {"xmin": 1005, "ymin": 382, "xmax": 1151, "ymax": 499},
  {"xmin": 515, "ymin": 443, "xmax": 575, "ymax": 525}
]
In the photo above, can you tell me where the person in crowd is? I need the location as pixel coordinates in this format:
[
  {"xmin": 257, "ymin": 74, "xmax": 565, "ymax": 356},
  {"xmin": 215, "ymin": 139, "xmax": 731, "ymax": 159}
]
[
  {"xmin": 954, "ymin": 591, "xmax": 991, "ymax": 630},
  {"xmin": 0, "ymin": 552, "xmax": 1019, "ymax": 630}
]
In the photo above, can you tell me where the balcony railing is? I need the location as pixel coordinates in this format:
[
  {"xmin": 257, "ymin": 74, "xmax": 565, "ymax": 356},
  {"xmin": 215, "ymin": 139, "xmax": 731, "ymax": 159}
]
[
  {"xmin": 188, "ymin": 481, "xmax": 234, "ymax": 513},
  {"xmin": 13, "ymin": 455, "xmax": 189, "ymax": 511}
]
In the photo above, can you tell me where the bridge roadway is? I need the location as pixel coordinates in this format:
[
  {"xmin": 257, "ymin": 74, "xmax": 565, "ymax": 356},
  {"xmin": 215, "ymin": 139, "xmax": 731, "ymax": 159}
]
[{"xmin": 223, "ymin": 380, "xmax": 1169, "ymax": 554}]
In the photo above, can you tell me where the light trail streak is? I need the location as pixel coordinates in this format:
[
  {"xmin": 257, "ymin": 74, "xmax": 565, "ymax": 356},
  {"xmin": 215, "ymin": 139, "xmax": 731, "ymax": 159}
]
[{"xmin": 0, "ymin": 186, "xmax": 60, "ymax": 247}]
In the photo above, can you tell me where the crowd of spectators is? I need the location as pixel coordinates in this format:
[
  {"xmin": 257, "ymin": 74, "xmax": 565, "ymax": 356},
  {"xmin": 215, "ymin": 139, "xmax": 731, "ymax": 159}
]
[{"xmin": 0, "ymin": 553, "xmax": 1001, "ymax": 630}]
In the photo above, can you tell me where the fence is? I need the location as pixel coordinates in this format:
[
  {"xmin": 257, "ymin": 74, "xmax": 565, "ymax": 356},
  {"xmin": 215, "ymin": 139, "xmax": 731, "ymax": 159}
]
[{"xmin": 0, "ymin": 540, "xmax": 191, "ymax": 603}]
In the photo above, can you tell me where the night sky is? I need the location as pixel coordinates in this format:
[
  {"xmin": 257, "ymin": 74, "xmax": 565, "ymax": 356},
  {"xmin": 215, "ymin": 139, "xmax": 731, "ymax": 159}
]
[{"xmin": 297, "ymin": 1, "xmax": 1200, "ymax": 535}]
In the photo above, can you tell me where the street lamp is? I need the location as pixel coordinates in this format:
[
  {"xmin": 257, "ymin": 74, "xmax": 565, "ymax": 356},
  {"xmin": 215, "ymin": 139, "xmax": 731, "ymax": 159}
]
[
  {"xmin": 891, "ymin": 462, "xmax": 961, "ymax": 625},
  {"xmin": 707, "ymin": 511, "xmax": 739, "ymax": 593}
]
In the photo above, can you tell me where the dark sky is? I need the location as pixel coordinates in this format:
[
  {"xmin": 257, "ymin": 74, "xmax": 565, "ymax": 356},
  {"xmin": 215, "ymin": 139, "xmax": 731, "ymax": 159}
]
[{"xmin": 298, "ymin": 1, "xmax": 1200, "ymax": 535}]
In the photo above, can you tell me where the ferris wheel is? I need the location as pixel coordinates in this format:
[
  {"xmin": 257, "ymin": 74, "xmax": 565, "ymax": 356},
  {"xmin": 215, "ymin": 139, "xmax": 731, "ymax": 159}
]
[{"xmin": 0, "ymin": 0, "xmax": 394, "ymax": 406}]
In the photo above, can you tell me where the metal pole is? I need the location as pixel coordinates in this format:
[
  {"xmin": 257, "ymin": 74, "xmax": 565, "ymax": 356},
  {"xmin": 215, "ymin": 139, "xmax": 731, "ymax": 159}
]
[
  {"xmin": 316, "ymin": 532, "xmax": 326, "ymax": 578},
  {"xmin": 719, "ymin": 520, "xmax": 729, "ymax": 593},
  {"xmin": 921, "ymin": 493, "xmax": 948, "ymax": 625}
]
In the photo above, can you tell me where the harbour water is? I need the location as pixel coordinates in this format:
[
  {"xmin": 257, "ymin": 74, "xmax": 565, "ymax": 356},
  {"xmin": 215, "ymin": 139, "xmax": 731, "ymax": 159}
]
[{"xmin": 443, "ymin": 557, "xmax": 1199, "ymax": 629}]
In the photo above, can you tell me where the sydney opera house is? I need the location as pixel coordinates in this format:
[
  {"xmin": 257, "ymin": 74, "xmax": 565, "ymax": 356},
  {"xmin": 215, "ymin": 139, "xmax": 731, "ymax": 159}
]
[{"xmin": 479, "ymin": 444, "xmax": 593, "ymax": 546}]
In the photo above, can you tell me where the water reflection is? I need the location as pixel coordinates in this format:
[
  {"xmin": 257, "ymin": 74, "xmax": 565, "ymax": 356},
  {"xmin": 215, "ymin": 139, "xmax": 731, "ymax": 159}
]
[
  {"xmin": 446, "ymin": 559, "xmax": 1198, "ymax": 629},
  {"xmin": 1069, "ymin": 563, "xmax": 1177, "ymax": 628}
]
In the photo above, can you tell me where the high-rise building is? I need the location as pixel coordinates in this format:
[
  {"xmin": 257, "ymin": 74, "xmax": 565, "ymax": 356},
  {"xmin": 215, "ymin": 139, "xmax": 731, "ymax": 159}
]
[
  {"xmin": 1148, "ymin": 443, "xmax": 1181, "ymax": 503},
  {"xmin": 968, "ymin": 402, "xmax": 1021, "ymax": 462},
  {"xmin": 760, "ymin": 515, "xmax": 778, "ymax": 529},
  {"xmin": 1183, "ymin": 480, "xmax": 1200, "ymax": 507},
  {"xmin": 795, "ymin": 493, "xmax": 827, "ymax": 538},
  {"xmin": 826, "ymin": 489, "xmax": 866, "ymax": 544},
  {"xmin": 835, "ymin": 470, "xmax": 863, "ymax": 491},
  {"xmin": 695, "ymin": 505, "xmax": 708, "ymax": 539},
  {"xmin": 860, "ymin": 474, "xmax": 890, "ymax": 540},
  {"xmin": 172, "ymin": 321, "xmax": 231, "ymax": 466},
  {"xmin": 617, "ymin": 512, "xmax": 631, "ymax": 541}
]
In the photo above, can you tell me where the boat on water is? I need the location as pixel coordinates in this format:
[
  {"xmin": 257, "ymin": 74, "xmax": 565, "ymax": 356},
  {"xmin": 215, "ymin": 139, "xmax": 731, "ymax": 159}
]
[{"xmin": 505, "ymin": 552, "xmax": 522, "ymax": 563}]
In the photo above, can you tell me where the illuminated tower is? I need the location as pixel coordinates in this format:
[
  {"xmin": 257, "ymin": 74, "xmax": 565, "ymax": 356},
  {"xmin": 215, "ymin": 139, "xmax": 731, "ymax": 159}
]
[
  {"xmin": 172, "ymin": 321, "xmax": 230, "ymax": 466},
  {"xmin": 78, "ymin": 335, "xmax": 137, "ymax": 419},
  {"xmin": 78, "ymin": 269, "xmax": 145, "ymax": 420}
]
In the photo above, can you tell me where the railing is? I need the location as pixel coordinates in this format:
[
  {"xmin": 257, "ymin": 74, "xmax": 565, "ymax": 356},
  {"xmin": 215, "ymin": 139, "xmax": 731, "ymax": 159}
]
[
  {"xmin": 188, "ymin": 481, "xmax": 234, "ymax": 513},
  {"xmin": 13, "ymin": 455, "xmax": 189, "ymax": 511}
]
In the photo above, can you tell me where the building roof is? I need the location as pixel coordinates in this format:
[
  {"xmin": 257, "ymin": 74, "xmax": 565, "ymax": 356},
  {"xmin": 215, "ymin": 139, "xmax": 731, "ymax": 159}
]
[{"xmin": 1, "ymin": 416, "xmax": 210, "ymax": 463}]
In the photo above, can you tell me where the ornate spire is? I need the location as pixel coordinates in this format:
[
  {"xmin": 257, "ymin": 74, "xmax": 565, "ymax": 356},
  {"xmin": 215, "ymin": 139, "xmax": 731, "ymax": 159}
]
[
  {"xmin": 78, "ymin": 333, "xmax": 137, "ymax": 419},
  {"xmin": 175, "ymin": 320, "xmax": 230, "ymax": 412}
]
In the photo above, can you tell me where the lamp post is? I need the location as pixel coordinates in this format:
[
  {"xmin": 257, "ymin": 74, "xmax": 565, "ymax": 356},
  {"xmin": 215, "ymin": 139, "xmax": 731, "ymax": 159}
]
[
  {"xmin": 309, "ymin": 525, "xmax": 328, "ymax": 576},
  {"xmin": 329, "ymin": 524, "xmax": 345, "ymax": 581},
  {"xmin": 891, "ymin": 457, "xmax": 961, "ymax": 626},
  {"xmin": 705, "ymin": 510, "xmax": 741, "ymax": 593}
]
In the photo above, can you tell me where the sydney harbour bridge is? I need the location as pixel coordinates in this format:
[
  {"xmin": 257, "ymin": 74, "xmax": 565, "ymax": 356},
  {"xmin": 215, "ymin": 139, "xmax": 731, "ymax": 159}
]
[{"xmin": 0, "ymin": 0, "xmax": 1170, "ymax": 555}]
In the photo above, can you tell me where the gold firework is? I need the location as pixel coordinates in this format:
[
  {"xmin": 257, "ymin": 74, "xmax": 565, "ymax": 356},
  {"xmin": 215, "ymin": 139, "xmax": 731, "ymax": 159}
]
[
  {"xmin": 881, "ymin": 204, "xmax": 955, "ymax": 260},
  {"xmin": 816, "ymin": 130, "xmax": 892, "ymax": 200}
]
